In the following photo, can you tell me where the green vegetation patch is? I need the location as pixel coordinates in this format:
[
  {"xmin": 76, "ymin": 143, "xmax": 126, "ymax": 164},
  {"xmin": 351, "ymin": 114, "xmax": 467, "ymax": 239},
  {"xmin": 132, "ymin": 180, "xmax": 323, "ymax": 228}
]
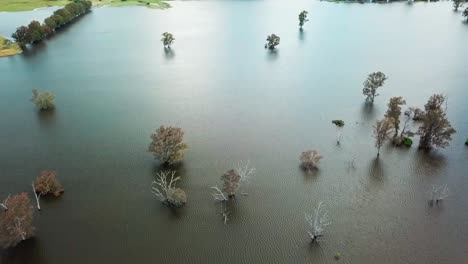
[
  {"xmin": 0, "ymin": 0, "xmax": 170, "ymax": 12},
  {"xmin": 0, "ymin": 36, "xmax": 22, "ymax": 57}
]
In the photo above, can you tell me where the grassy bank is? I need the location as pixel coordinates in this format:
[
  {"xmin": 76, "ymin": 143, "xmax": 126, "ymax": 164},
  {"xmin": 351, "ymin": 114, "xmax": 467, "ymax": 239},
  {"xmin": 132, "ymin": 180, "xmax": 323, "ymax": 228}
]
[
  {"xmin": 0, "ymin": 0, "xmax": 170, "ymax": 12},
  {"xmin": 0, "ymin": 36, "xmax": 22, "ymax": 57}
]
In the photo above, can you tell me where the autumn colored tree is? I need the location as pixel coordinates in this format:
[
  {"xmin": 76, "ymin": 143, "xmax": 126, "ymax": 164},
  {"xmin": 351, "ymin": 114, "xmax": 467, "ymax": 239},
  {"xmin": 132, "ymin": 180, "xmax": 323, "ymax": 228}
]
[
  {"xmin": 362, "ymin": 72, "xmax": 387, "ymax": 104},
  {"xmin": 385, "ymin": 97, "xmax": 406, "ymax": 137},
  {"xmin": 0, "ymin": 193, "xmax": 35, "ymax": 249},
  {"xmin": 34, "ymin": 171, "xmax": 64, "ymax": 197},
  {"xmin": 148, "ymin": 126, "xmax": 188, "ymax": 164},
  {"xmin": 417, "ymin": 94, "xmax": 456, "ymax": 149},
  {"xmin": 373, "ymin": 118, "xmax": 394, "ymax": 157},
  {"xmin": 300, "ymin": 150, "xmax": 323, "ymax": 170}
]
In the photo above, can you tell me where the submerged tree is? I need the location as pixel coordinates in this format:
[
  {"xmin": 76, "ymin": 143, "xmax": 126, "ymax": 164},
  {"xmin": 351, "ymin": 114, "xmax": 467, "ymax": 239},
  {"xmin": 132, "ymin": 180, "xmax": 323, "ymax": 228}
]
[
  {"xmin": 463, "ymin": 7, "xmax": 468, "ymax": 22},
  {"xmin": 31, "ymin": 89, "xmax": 55, "ymax": 110},
  {"xmin": 0, "ymin": 193, "xmax": 34, "ymax": 249},
  {"xmin": 362, "ymin": 72, "xmax": 387, "ymax": 104},
  {"xmin": 373, "ymin": 118, "xmax": 394, "ymax": 158},
  {"xmin": 161, "ymin": 32, "xmax": 175, "ymax": 48},
  {"xmin": 218, "ymin": 161, "xmax": 255, "ymax": 199},
  {"xmin": 32, "ymin": 171, "xmax": 64, "ymax": 210},
  {"xmin": 453, "ymin": 0, "xmax": 464, "ymax": 11},
  {"xmin": 305, "ymin": 202, "xmax": 331, "ymax": 243},
  {"xmin": 300, "ymin": 150, "xmax": 323, "ymax": 171},
  {"xmin": 265, "ymin": 34, "xmax": 280, "ymax": 49},
  {"xmin": 429, "ymin": 185, "xmax": 449, "ymax": 204},
  {"xmin": 417, "ymin": 94, "xmax": 456, "ymax": 150},
  {"xmin": 148, "ymin": 125, "xmax": 188, "ymax": 165},
  {"xmin": 151, "ymin": 171, "xmax": 187, "ymax": 208},
  {"xmin": 385, "ymin": 97, "xmax": 406, "ymax": 138},
  {"xmin": 298, "ymin": 10, "xmax": 309, "ymax": 29}
]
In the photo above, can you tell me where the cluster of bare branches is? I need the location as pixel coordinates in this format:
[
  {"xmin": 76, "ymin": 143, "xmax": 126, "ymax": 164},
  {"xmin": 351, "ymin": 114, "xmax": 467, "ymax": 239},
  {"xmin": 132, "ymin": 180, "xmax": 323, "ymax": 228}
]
[
  {"xmin": 151, "ymin": 171, "xmax": 187, "ymax": 208},
  {"xmin": 429, "ymin": 185, "xmax": 449, "ymax": 205},
  {"xmin": 300, "ymin": 150, "xmax": 323, "ymax": 171},
  {"xmin": 0, "ymin": 193, "xmax": 34, "ymax": 249},
  {"xmin": 210, "ymin": 161, "xmax": 255, "ymax": 224},
  {"xmin": 305, "ymin": 202, "xmax": 331, "ymax": 243}
]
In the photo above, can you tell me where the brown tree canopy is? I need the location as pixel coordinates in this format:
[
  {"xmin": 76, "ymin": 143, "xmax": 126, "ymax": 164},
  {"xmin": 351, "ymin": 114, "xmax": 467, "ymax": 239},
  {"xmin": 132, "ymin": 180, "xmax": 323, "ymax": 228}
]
[
  {"xmin": 417, "ymin": 94, "xmax": 456, "ymax": 149},
  {"xmin": 34, "ymin": 170, "xmax": 64, "ymax": 197},
  {"xmin": 221, "ymin": 170, "xmax": 241, "ymax": 198},
  {"xmin": 300, "ymin": 150, "xmax": 323, "ymax": 170},
  {"xmin": 0, "ymin": 193, "xmax": 35, "ymax": 249},
  {"xmin": 385, "ymin": 97, "xmax": 406, "ymax": 137},
  {"xmin": 373, "ymin": 118, "xmax": 394, "ymax": 157},
  {"xmin": 148, "ymin": 126, "xmax": 188, "ymax": 164}
]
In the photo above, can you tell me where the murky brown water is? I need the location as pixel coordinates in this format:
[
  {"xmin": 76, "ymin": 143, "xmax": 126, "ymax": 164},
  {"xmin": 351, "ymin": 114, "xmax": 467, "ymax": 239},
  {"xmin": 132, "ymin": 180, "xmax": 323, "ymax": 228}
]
[{"xmin": 0, "ymin": 1, "xmax": 467, "ymax": 263}]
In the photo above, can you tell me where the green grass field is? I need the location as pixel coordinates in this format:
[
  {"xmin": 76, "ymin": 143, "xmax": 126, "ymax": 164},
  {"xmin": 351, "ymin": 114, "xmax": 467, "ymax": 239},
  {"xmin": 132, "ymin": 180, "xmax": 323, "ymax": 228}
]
[
  {"xmin": 0, "ymin": 36, "xmax": 22, "ymax": 57},
  {"xmin": 0, "ymin": 0, "xmax": 170, "ymax": 12}
]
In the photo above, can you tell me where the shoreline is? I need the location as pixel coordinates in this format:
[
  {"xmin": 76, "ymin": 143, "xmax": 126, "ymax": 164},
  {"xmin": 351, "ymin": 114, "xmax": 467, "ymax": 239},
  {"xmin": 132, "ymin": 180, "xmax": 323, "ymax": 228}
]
[
  {"xmin": 0, "ymin": 0, "xmax": 170, "ymax": 13},
  {"xmin": 0, "ymin": 36, "xmax": 22, "ymax": 57}
]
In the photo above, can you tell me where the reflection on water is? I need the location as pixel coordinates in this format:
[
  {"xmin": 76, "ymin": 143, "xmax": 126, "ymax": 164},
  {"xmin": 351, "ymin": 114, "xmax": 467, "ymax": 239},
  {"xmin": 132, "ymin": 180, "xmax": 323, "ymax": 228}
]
[{"xmin": 0, "ymin": 1, "xmax": 467, "ymax": 264}]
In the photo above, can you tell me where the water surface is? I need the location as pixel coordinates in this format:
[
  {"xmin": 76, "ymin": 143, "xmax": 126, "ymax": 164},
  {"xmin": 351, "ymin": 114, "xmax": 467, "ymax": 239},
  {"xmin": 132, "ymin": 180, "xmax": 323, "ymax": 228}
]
[{"xmin": 0, "ymin": 1, "xmax": 467, "ymax": 263}]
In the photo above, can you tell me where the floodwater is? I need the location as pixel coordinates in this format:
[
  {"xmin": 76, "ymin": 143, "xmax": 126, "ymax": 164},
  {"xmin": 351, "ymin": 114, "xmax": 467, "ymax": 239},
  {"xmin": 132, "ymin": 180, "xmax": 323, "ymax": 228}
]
[{"xmin": 0, "ymin": 1, "xmax": 467, "ymax": 263}]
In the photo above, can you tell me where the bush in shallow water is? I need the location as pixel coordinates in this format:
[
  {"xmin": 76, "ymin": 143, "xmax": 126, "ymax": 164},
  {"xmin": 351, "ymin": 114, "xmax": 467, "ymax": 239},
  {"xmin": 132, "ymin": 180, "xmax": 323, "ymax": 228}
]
[
  {"xmin": 402, "ymin": 137, "xmax": 413, "ymax": 147},
  {"xmin": 31, "ymin": 89, "xmax": 55, "ymax": 110}
]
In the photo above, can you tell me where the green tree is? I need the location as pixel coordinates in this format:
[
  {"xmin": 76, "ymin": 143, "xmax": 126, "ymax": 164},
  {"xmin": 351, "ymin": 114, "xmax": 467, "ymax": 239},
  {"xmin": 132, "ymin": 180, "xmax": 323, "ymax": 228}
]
[
  {"xmin": 362, "ymin": 72, "xmax": 387, "ymax": 104},
  {"xmin": 44, "ymin": 17, "xmax": 57, "ymax": 30},
  {"xmin": 54, "ymin": 9, "xmax": 72, "ymax": 24},
  {"xmin": 11, "ymin": 26, "xmax": 31, "ymax": 47},
  {"xmin": 453, "ymin": 0, "xmax": 464, "ymax": 11},
  {"xmin": 265, "ymin": 34, "xmax": 280, "ymax": 49},
  {"xmin": 299, "ymin": 10, "xmax": 309, "ymax": 29},
  {"xmin": 27, "ymin": 21, "xmax": 45, "ymax": 43},
  {"xmin": 51, "ymin": 14, "xmax": 65, "ymax": 28},
  {"xmin": 161, "ymin": 32, "xmax": 175, "ymax": 48}
]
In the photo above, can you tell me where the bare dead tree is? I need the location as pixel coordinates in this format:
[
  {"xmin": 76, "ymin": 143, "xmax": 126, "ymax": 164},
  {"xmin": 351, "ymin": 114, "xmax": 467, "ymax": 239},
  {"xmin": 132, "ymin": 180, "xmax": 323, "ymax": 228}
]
[
  {"xmin": 429, "ymin": 185, "xmax": 449, "ymax": 204},
  {"xmin": 305, "ymin": 202, "xmax": 331, "ymax": 243},
  {"xmin": 31, "ymin": 182, "xmax": 41, "ymax": 210},
  {"xmin": 151, "ymin": 171, "xmax": 187, "ymax": 208},
  {"xmin": 0, "ymin": 195, "xmax": 10, "ymax": 211},
  {"xmin": 211, "ymin": 186, "xmax": 227, "ymax": 202}
]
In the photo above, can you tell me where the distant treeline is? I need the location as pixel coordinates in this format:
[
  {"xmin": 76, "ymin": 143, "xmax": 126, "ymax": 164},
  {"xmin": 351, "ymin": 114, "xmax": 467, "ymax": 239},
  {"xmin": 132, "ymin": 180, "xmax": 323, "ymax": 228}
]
[{"xmin": 11, "ymin": 1, "xmax": 92, "ymax": 48}]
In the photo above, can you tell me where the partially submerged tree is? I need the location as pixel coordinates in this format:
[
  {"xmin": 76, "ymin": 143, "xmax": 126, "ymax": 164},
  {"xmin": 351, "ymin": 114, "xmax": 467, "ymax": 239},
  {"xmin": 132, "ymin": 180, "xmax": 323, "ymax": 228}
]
[
  {"xmin": 417, "ymin": 94, "xmax": 456, "ymax": 150},
  {"xmin": 151, "ymin": 171, "xmax": 187, "ymax": 208},
  {"xmin": 429, "ymin": 185, "xmax": 449, "ymax": 204},
  {"xmin": 31, "ymin": 89, "xmax": 55, "ymax": 110},
  {"xmin": 218, "ymin": 161, "xmax": 255, "ymax": 199},
  {"xmin": 362, "ymin": 72, "xmax": 387, "ymax": 104},
  {"xmin": 265, "ymin": 34, "xmax": 280, "ymax": 49},
  {"xmin": 385, "ymin": 97, "xmax": 406, "ymax": 138},
  {"xmin": 373, "ymin": 118, "xmax": 394, "ymax": 158},
  {"xmin": 0, "ymin": 193, "xmax": 34, "ymax": 249},
  {"xmin": 463, "ymin": 7, "xmax": 468, "ymax": 22},
  {"xmin": 298, "ymin": 10, "xmax": 309, "ymax": 29},
  {"xmin": 161, "ymin": 32, "xmax": 175, "ymax": 48},
  {"xmin": 305, "ymin": 202, "xmax": 331, "ymax": 243},
  {"xmin": 148, "ymin": 125, "xmax": 188, "ymax": 165},
  {"xmin": 453, "ymin": 0, "xmax": 464, "ymax": 11},
  {"xmin": 300, "ymin": 150, "xmax": 323, "ymax": 171},
  {"xmin": 33, "ymin": 171, "xmax": 64, "ymax": 208}
]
